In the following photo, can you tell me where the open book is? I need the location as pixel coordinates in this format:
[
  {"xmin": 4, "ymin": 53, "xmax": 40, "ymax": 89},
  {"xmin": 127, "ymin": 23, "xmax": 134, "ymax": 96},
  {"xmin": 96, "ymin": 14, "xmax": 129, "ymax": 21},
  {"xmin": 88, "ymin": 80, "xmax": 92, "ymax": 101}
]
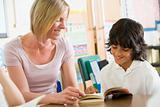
[
  {"xmin": 79, "ymin": 93, "xmax": 104, "ymax": 104},
  {"xmin": 79, "ymin": 87, "xmax": 132, "ymax": 104}
]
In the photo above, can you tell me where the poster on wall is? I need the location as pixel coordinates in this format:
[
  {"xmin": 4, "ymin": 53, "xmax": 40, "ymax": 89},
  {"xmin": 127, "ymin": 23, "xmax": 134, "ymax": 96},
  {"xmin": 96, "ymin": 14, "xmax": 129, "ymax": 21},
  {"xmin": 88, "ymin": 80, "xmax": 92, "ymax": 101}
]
[
  {"xmin": 122, "ymin": 0, "xmax": 160, "ymax": 46},
  {"xmin": 126, "ymin": 0, "xmax": 159, "ymax": 28},
  {"xmin": 65, "ymin": 0, "xmax": 88, "ymax": 57}
]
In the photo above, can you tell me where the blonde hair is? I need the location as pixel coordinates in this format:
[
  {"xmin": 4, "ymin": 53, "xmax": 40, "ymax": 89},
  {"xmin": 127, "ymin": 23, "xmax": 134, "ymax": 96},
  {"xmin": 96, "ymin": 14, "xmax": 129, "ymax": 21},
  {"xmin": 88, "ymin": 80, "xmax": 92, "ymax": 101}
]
[{"xmin": 30, "ymin": 0, "xmax": 69, "ymax": 41}]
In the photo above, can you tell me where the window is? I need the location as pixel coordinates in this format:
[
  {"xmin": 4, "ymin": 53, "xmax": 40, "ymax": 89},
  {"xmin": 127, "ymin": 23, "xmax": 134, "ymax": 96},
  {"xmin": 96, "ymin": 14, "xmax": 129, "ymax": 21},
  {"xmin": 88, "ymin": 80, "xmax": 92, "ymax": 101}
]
[{"xmin": 0, "ymin": 0, "xmax": 7, "ymax": 38}]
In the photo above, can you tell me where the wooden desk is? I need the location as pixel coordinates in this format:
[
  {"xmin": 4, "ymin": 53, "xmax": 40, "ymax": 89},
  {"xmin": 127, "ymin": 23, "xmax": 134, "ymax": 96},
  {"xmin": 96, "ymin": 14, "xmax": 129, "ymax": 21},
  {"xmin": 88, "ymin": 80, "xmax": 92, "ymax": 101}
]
[{"xmin": 41, "ymin": 95, "xmax": 150, "ymax": 107}]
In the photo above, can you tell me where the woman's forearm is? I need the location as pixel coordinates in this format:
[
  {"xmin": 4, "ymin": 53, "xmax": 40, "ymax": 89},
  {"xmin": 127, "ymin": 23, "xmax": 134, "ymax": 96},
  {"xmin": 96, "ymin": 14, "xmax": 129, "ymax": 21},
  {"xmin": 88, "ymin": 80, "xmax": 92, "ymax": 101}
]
[
  {"xmin": 0, "ymin": 69, "xmax": 25, "ymax": 106},
  {"xmin": 21, "ymin": 91, "xmax": 51, "ymax": 104}
]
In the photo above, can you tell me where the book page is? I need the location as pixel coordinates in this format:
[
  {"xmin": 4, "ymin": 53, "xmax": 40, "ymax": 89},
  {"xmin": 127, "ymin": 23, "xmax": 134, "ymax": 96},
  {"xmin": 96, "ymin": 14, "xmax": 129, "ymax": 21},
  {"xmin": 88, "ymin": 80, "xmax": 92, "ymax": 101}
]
[
  {"xmin": 80, "ymin": 93, "xmax": 104, "ymax": 100},
  {"xmin": 15, "ymin": 95, "xmax": 45, "ymax": 107},
  {"xmin": 79, "ymin": 93, "xmax": 104, "ymax": 104}
]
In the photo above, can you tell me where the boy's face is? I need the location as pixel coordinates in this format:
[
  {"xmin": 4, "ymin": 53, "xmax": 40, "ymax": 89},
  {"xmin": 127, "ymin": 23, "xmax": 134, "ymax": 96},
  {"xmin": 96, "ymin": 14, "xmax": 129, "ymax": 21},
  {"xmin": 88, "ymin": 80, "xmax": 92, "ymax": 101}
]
[{"xmin": 111, "ymin": 45, "xmax": 133, "ymax": 70}]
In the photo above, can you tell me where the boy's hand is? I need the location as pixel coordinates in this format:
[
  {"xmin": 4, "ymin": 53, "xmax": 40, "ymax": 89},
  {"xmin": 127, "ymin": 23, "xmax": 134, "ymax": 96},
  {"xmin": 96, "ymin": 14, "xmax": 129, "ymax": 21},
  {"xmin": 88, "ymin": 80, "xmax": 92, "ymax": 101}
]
[{"xmin": 84, "ymin": 86, "xmax": 98, "ymax": 94}]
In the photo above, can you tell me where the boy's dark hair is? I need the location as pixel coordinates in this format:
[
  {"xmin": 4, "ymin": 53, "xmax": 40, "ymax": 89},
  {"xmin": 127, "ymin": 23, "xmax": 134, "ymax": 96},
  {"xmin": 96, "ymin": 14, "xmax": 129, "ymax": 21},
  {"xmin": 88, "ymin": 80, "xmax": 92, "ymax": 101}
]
[{"xmin": 106, "ymin": 18, "xmax": 147, "ymax": 61}]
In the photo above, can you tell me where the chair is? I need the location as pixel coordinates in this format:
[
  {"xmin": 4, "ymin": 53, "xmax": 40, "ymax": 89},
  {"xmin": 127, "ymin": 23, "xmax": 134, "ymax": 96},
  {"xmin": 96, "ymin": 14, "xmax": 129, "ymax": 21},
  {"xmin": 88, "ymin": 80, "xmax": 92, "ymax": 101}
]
[
  {"xmin": 97, "ymin": 59, "xmax": 108, "ymax": 70},
  {"xmin": 78, "ymin": 55, "xmax": 101, "ymax": 89}
]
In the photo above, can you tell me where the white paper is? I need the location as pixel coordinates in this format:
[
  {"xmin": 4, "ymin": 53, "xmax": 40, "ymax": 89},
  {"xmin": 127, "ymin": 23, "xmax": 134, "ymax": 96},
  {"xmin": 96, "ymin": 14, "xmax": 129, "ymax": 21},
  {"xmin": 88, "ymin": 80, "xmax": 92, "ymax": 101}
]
[
  {"xmin": 15, "ymin": 95, "xmax": 45, "ymax": 107},
  {"xmin": 0, "ymin": 84, "xmax": 8, "ymax": 107},
  {"xmin": 90, "ymin": 61, "xmax": 101, "ymax": 83}
]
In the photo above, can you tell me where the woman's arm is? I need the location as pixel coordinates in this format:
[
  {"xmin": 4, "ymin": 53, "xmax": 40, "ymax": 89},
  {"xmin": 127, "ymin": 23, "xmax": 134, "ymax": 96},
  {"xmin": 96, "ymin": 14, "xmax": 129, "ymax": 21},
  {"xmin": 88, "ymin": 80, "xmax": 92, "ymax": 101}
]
[
  {"xmin": 6, "ymin": 66, "xmax": 52, "ymax": 104},
  {"xmin": 0, "ymin": 68, "xmax": 25, "ymax": 106},
  {"xmin": 61, "ymin": 56, "xmax": 78, "ymax": 88},
  {"xmin": 7, "ymin": 66, "xmax": 84, "ymax": 105},
  {"xmin": 61, "ymin": 55, "xmax": 98, "ymax": 94}
]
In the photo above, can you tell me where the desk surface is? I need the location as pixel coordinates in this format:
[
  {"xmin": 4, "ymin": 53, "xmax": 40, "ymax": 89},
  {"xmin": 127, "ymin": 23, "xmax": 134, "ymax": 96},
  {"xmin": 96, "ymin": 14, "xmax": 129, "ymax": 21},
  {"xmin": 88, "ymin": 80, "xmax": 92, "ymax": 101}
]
[{"xmin": 41, "ymin": 95, "xmax": 159, "ymax": 107}]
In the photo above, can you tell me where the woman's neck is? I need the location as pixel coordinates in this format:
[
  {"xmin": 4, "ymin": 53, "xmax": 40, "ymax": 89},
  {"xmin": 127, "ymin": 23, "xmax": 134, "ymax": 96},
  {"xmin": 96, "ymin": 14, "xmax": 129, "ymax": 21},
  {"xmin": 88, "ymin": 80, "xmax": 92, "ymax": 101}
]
[{"xmin": 22, "ymin": 33, "xmax": 56, "ymax": 50}]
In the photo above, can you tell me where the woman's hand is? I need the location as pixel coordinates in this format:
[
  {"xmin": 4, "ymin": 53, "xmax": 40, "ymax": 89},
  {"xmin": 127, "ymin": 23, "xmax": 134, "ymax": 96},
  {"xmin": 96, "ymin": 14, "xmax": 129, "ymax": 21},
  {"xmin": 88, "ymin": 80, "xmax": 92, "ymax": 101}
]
[
  {"xmin": 48, "ymin": 87, "xmax": 85, "ymax": 105},
  {"xmin": 85, "ymin": 86, "xmax": 98, "ymax": 94}
]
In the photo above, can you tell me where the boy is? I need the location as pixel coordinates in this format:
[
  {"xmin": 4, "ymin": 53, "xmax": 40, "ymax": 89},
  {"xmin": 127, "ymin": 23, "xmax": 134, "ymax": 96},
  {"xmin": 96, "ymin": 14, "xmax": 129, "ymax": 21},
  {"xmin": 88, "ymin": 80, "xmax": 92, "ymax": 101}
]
[{"xmin": 100, "ymin": 18, "xmax": 160, "ymax": 95}]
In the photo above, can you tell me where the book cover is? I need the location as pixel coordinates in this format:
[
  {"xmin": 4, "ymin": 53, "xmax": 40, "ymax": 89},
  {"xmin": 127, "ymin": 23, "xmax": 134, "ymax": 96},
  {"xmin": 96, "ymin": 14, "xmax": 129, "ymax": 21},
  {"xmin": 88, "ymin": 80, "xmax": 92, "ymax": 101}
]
[{"xmin": 104, "ymin": 87, "xmax": 132, "ymax": 101}]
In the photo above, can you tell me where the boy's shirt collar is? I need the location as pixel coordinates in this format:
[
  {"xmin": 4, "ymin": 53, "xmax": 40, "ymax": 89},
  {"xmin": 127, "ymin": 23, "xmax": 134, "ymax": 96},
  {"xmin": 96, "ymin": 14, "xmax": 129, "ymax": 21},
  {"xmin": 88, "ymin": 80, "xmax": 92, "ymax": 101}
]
[{"xmin": 113, "ymin": 60, "xmax": 142, "ymax": 74}]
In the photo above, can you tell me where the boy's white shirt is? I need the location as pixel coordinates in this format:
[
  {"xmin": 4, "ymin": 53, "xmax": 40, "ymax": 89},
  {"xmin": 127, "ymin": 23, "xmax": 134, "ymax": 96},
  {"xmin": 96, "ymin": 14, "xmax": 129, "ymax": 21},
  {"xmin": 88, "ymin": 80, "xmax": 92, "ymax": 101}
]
[
  {"xmin": 147, "ymin": 91, "xmax": 160, "ymax": 107},
  {"xmin": 100, "ymin": 60, "xmax": 160, "ymax": 95}
]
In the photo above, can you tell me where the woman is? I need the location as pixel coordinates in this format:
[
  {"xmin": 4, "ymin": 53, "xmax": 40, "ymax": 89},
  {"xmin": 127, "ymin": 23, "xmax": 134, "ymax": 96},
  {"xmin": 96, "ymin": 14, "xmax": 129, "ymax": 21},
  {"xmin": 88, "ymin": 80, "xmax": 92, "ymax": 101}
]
[{"xmin": 4, "ymin": 0, "xmax": 84, "ymax": 105}]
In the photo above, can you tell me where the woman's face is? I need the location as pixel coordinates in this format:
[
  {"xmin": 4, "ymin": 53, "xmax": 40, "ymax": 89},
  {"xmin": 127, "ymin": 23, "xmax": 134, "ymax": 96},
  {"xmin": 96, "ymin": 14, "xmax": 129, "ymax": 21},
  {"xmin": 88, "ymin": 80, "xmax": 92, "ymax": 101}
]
[
  {"xmin": 111, "ymin": 44, "xmax": 133, "ymax": 70},
  {"xmin": 47, "ymin": 9, "xmax": 68, "ymax": 40}
]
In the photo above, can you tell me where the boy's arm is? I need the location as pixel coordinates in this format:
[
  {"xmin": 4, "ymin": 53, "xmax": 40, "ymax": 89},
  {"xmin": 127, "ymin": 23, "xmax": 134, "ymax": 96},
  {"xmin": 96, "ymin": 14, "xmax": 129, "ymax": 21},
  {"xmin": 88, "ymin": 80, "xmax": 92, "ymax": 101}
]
[{"xmin": 0, "ymin": 68, "xmax": 25, "ymax": 106}]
